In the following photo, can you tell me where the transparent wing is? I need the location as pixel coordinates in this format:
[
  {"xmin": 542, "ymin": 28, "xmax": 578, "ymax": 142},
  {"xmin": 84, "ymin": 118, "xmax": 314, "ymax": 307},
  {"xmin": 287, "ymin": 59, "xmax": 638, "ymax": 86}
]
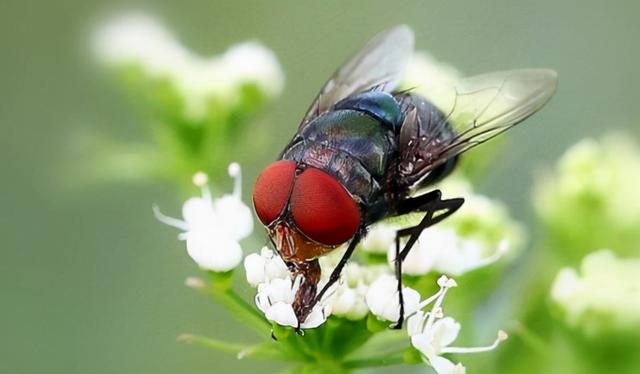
[
  {"xmin": 301, "ymin": 25, "xmax": 414, "ymax": 126},
  {"xmin": 398, "ymin": 69, "xmax": 558, "ymax": 184}
]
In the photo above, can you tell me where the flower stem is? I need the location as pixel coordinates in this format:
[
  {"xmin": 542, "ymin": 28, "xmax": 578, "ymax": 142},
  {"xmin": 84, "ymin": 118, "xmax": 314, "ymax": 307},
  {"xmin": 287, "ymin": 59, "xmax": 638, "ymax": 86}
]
[
  {"xmin": 213, "ymin": 287, "xmax": 272, "ymax": 335},
  {"xmin": 194, "ymin": 272, "xmax": 271, "ymax": 335},
  {"xmin": 343, "ymin": 354, "xmax": 407, "ymax": 369},
  {"xmin": 178, "ymin": 334, "xmax": 246, "ymax": 355},
  {"xmin": 179, "ymin": 334, "xmax": 296, "ymax": 361},
  {"xmin": 510, "ymin": 321, "xmax": 552, "ymax": 357}
]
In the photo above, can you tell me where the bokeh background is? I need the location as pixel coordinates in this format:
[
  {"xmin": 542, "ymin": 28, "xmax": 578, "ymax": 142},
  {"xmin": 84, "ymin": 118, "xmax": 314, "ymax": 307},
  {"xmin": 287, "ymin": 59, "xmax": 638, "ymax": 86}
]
[{"xmin": 3, "ymin": 0, "xmax": 640, "ymax": 373}]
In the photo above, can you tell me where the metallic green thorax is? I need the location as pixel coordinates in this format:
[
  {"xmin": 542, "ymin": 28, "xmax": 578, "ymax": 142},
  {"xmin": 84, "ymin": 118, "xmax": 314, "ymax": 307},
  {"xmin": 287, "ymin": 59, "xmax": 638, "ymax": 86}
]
[
  {"xmin": 300, "ymin": 110, "xmax": 393, "ymax": 177},
  {"xmin": 281, "ymin": 92, "xmax": 402, "ymax": 207}
]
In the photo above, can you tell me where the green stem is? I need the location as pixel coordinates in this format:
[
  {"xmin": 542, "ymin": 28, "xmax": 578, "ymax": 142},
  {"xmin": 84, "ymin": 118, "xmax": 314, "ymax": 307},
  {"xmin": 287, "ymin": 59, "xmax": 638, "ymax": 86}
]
[
  {"xmin": 179, "ymin": 334, "xmax": 297, "ymax": 361},
  {"xmin": 510, "ymin": 321, "xmax": 552, "ymax": 357},
  {"xmin": 219, "ymin": 290, "xmax": 269, "ymax": 333},
  {"xmin": 200, "ymin": 274, "xmax": 271, "ymax": 335},
  {"xmin": 343, "ymin": 354, "xmax": 407, "ymax": 369},
  {"xmin": 178, "ymin": 334, "xmax": 247, "ymax": 355}
]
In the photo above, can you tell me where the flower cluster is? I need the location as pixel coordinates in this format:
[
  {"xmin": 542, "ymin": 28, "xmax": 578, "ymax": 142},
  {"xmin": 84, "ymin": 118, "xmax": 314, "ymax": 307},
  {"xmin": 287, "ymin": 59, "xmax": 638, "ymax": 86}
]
[
  {"xmin": 93, "ymin": 13, "xmax": 283, "ymax": 121},
  {"xmin": 534, "ymin": 134, "xmax": 640, "ymax": 258},
  {"xmin": 91, "ymin": 13, "xmax": 284, "ymax": 185},
  {"xmin": 362, "ymin": 178, "xmax": 523, "ymax": 277},
  {"xmin": 240, "ymin": 244, "xmax": 509, "ymax": 373},
  {"xmin": 551, "ymin": 249, "xmax": 640, "ymax": 336}
]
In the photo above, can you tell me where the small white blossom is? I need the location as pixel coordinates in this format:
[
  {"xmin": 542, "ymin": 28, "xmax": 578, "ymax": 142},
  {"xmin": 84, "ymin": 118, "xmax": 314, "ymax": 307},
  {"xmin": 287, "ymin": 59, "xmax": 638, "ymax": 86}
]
[
  {"xmin": 365, "ymin": 274, "xmax": 421, "ymax": 323},
  {"xmin": 331, "ymin": 282, "xmax": 370, "ymax": 320},
  {"xmin": 154, "ymin": 163, "xmax": 252, "ymax": 272},
  {"xmin": 325, "ymin": 262, "xmax": 385, "ymax": 320},
  {"xmin": 255, "ymin": 276, "xmax": 331, "ymax": 329},
  {"xmin": 313, "ymin": 248, "xmax": 391, "ymax": 320},
  {"xmin": 93, "ymin": 13, "xmax": 284, "ymax": 120},
  {"xmin": 243, "ymin": 247, "xmax": 289, "ymax": 287},
  {"xmin": 389, "ymin": 227, "xmax": 509, "ymax": 276},
  {"xmin": 407, "ymin": 276, "xmax": 507, "ymax": 374}
]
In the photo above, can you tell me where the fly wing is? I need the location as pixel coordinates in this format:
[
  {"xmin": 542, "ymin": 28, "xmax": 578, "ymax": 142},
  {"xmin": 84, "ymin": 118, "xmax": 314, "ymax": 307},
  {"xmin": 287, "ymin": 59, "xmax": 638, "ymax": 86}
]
[
  {"xmin": 300, "ymin": 25, "xmax": 414, "ymax": 127},
  {"xmin": 397, "ymin": 69, "xmax": 558, "ymax": 187}
]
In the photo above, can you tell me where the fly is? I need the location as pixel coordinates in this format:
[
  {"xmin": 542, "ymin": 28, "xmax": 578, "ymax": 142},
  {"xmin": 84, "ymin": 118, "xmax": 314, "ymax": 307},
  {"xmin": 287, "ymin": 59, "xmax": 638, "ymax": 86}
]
[{"xmin": 252, "ymin": 25, "xmax": 557, "ymax": 331}]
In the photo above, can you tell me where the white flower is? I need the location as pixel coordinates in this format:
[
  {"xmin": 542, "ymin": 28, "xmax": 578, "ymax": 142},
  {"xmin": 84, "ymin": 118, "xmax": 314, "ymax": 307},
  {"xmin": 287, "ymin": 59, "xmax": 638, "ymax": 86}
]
[
  {"xmin": 154, "ymin": 163, "xmax": 253, "ymax": 272},
  {"xmin": 551, "ymin": 249, "xmax": 640, "ymax": 335},
  {"xmin": 325, "ymin": 262, "xmax": 385, "ymax": 320},
  {"xmin": 365, "ymin": 274, "xmax": 421, "ymax": 323},
  {"xmin": 389, "ymin": 227, "xmax": 509, "ymax": 276},
  {"xmin": 407, "ymin": 276, "xmax": 507, "ymax": 374},
  {"xmin": 331, "ymin": 282, "xmax": 369, "ymax": 320},
  {"xmin": 93, "ymin": 13, "xmax": 185, "ymax": 74},
  {"xmin": 244, "ymin": 247, "xmax": 289, "ymax": 287},
  {"xmin": 312, "ymin": 247, "xmax": 392, "ymax": 320},
  {"xmin": 93, "ymin": 13, "xmax": 284, "ymax": 120},
  {"xmin": 255, "ymin": 276, "xmax": 331, "ymax": 329},
  {"xmin": 315, "ymin": 250, "xmax": 392, "ymax": 320}
]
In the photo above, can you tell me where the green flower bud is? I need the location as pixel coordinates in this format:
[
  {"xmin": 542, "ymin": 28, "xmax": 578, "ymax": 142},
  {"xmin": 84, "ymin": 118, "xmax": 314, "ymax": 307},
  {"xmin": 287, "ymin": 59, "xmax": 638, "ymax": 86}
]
[
  {"xmin": 534, "ymin": 134, "xmax": 640, "ymax": 257},
  {"xmin": 551, "ymin": 250, "xmax": 640, "ymax": 337}
]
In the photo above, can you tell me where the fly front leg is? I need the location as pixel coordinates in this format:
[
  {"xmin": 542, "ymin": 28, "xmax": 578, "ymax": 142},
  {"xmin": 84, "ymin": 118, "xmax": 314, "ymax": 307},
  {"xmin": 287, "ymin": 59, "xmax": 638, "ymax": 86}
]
[
  {"xmin": 314, "ymin": 230, "xmax": 363, "ymax": 305},
  {"xmin": 391, "ymin": 190, "xmax": 464, "ymax": 329}
]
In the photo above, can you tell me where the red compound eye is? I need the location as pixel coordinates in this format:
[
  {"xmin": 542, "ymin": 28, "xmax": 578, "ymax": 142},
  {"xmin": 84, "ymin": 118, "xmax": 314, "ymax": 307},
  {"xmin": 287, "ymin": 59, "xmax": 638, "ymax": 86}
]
[
  {"xmin": 290, "ymin": 167, "xmax": 360, "ymax": 246},
  {"xmin": 253, "ymin": 160, "xmax": 296, "ymax": 225}
]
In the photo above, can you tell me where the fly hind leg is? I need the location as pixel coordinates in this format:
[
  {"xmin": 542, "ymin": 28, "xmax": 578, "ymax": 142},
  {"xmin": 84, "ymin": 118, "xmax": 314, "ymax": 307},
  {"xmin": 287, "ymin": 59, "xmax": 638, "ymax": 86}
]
[{"xmin": 391, "ymin": 189, "xmax": 464, "ymax": 329}]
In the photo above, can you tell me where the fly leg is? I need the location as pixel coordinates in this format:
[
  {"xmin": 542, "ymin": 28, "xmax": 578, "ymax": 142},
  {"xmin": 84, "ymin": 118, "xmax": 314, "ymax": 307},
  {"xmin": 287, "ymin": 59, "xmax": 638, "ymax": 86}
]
[
  {"xmin": 391, "ymin": 190, "xmax": 464, "ymax": 329},
  {"xmin": 314, "ymin": 231, "xmax": 363, "ymax": 305}
]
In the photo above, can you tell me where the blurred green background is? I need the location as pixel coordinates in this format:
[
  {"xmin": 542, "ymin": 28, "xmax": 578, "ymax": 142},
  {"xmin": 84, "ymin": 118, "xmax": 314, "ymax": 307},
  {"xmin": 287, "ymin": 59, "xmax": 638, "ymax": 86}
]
[{"xmin": 2, "ymin": 0, "xmax": 640, "ymax": 373}]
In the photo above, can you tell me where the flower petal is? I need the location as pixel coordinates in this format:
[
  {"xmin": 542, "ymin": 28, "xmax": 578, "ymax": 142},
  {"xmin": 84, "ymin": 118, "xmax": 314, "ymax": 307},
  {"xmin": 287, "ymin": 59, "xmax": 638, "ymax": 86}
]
[
  {"xmin": 426, "ymin": 352, "xmax": 466, "ymax": 374},
  {"xmin": 244, "ymin": 253, "xmax": 267, "ymax": 287},
  {"xmin": 366, "ymin": 274, "xmax": 420, "ymax": 322},
  {"xmin": 182, "ymin": 197, "xmax": 217, "ymax": 229},
  {"xmin": 430, "ymin": 317, "xmax": 461, "ymax": 350},
  {"xmin": 264, "ymin": 302, "xmax": 298, "ymax": 328},
  {"xmin": 300, "ymin": 304, "xmax": 330, "ymax": 329},
  {"xmin": 214, "ymin": 195, "xmax": 253, "ymax": 240},
  {"xmin": 185, "ymin": 229, "xmax": 242, "ymax": 272}
]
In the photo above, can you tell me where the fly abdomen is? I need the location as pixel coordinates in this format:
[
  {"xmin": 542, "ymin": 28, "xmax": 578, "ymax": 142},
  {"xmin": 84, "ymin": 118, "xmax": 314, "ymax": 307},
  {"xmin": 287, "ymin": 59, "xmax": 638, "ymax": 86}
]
[{"xmin": 393, "ymin": 92, "xmax": 459, "ymax": 189}]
